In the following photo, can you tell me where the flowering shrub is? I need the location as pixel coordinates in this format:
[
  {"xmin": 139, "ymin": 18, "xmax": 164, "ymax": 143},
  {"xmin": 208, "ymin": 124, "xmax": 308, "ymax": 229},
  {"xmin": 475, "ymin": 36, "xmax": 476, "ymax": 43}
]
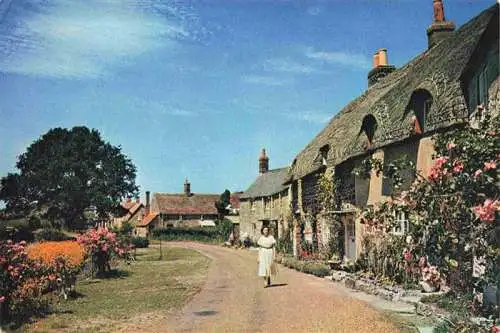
[
  {"xmin": 77, "ymin": 227, "xmax": 131, "ymax": 275},
  {"xmin": 358, "ymin": 115, "xmax": 499, "ymax": 317},
  {"xmin": 421, "ymin": 265, "xmax": 442, "ymax": 289},
  {"xmin": 27, "ymin": 241, "xmax": 85, "ymax": 267},
  {"xmin": 0, "ymin": 240, "xmax": 59, "ymax": 325}
]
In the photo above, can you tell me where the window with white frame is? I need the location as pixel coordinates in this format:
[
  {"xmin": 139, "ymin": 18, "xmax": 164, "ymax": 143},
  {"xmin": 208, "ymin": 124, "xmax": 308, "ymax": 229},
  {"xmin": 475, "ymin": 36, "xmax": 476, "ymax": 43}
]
[{"xmin": 391, "ymin": 211, "xmax": 409, "ymax": 235}]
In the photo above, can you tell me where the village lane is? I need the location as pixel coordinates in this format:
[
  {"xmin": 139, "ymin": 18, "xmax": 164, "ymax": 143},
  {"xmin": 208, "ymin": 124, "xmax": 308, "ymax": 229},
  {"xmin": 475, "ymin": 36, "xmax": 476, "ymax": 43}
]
[{"xmin": 147, "ymin": 242, "xmax": 402, "ymax": 333}]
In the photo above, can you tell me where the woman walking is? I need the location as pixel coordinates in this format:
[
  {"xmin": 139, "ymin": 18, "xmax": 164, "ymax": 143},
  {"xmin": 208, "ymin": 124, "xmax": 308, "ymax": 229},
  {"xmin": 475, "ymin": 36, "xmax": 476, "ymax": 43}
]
[{"xmin": 257, "ymin": 226, "xmax": 276, "ymax": 288}]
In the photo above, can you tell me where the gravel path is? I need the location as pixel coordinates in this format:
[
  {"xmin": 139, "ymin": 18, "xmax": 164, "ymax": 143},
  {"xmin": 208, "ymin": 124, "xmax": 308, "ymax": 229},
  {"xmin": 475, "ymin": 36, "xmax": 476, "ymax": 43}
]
[{"xmin": 158, "ymin": 242, "xmax": 401, "ymax": 333}]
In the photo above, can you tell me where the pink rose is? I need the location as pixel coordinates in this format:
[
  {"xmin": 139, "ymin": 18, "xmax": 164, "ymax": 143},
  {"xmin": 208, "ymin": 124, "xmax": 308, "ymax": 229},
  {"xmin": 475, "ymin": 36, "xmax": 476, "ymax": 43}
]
[
  {"xmin": 403, "ymin": 250, "xmax": 412, "ymax": 262},
  {"xmin": 474, "ymin": 169, "xmax": 482, "ymax": 178},
  {"xmin": 447, "ymin": 142, "xmax": 456, "ymax": 150},
  {"xmin": 453, "ymin": 161, "xmax": 464, "ymax": 173},
  {"xmin": 0, "ymin": 296, "xmax": 5, "ymax": 303},
  {"xmin": 473, "ymin": 199, "xmax": 500, "ymax": 223},
  {"xmin": 484, "ymin": 161, "xmax": 497, "ymax": 171}
]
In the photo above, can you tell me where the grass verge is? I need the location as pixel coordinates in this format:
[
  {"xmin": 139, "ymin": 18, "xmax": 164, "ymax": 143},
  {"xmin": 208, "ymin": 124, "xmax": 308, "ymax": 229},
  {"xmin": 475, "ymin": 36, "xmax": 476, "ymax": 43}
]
[{"xmin": 24, "ymin": 246, "xmax": 210, "ymax": 333}]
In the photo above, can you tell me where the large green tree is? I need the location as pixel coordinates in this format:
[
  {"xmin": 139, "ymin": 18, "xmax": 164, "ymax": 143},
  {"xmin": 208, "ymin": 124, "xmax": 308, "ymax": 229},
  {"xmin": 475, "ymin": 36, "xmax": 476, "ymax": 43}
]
[{"xmin": 0, "ymin": 126, "xmax": 138, "ymax": 229}]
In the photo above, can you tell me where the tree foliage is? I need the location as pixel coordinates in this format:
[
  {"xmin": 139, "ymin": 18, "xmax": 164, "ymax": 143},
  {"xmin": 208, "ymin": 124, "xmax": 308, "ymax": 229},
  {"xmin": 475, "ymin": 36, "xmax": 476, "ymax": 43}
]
[
  {"xmin": 0, "ymin": 127, "xmax": 138, "ymax": 229},
  {"xmin": 215, "ymin": 189, "xmax": 231, "ymax": 217}
]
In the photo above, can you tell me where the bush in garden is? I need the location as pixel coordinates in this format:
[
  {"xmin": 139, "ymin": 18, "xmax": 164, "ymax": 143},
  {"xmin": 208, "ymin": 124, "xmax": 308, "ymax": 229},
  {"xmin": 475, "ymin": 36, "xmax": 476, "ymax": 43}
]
[
  {"xmin": 216, "ymin": 219, "xmax": 233, "ymax": 241},
  {"xmin": 27, "ymin": 241, "xmax": 85, "ymax": 267},
  {"xmin": 35, "ymin": 229, "xmax": 76, "ymax": 242},
  {"xmin": 152, "ymin": 227, "xmax": 223, "ymax": 243},
  {"xmin": 0, "ymin": 222, "xmax": 34, "ymax": 243},
  {"xmin": 77, "ymin": 227, "xmax": 131, "ymax": 275},
  {"xmin": 131, "ymin": 237, "xmax": 149, "ymax": 248},
  {"xmin": 0, "ymin": 240, "xmax": 70, "ymax": 326}
]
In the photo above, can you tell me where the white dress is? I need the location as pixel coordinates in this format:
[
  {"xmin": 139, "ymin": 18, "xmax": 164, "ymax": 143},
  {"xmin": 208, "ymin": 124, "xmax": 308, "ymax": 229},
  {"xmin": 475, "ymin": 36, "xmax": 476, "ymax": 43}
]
[{"xmin": 257, "ymin": 235, "xmax": 276, "ymax": 277}]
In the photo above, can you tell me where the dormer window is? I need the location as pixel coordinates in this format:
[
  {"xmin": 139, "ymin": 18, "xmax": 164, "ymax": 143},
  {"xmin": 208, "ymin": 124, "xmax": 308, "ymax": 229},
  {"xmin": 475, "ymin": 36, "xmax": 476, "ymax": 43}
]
[
  {"xmin": 408, "ymin": 89, "xmax": 432, "ymax": 134},
  {"xmin": 319, "ymin": 145, "xmax": 330, "ymax": 166},
  {"xmin": 360, "ymin": 114, "xmax": 377, "ymax": 149}
]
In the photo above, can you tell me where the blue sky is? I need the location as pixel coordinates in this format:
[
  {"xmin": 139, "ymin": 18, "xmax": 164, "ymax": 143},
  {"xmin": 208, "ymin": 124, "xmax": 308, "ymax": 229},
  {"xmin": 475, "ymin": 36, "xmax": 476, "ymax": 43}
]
[{"xmin": 0, "ymin": 0, "xmax": 494, "ymax": 198}]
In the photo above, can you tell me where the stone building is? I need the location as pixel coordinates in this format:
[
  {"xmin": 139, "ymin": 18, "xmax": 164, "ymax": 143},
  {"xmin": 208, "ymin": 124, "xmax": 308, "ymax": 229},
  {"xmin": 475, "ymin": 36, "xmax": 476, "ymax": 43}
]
[
  {"xmin": 285, "ymin": 1, "xmax": 499, "ymax": 261},
  {"xmin": 239, "ymin": 149, "xmax": 292, "ymax": 243}
]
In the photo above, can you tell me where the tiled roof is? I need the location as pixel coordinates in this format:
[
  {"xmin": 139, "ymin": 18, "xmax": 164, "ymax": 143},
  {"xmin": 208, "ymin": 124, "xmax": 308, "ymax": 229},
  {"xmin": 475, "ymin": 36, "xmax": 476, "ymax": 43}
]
[
  {"xmin": 121, "ymin": 201, "xmax": 143, "ymax": 215},
  {"xmin": 153, "ymin": 193, "xmax": 220, "ymax": 215},
  {"xmin": 137, "ymin": 212, "xmax": 159, "ymax": 227},
  {"xmin": 229, "ymin": 192, "xmax": 243, "ymax": 209},
  {"xmin": 241, "ymin": 168, "xmax": 290, "ymax": 199},
  {"xmin": 289, "ymin": 5, "xmax": 498, "ymax": 180}
]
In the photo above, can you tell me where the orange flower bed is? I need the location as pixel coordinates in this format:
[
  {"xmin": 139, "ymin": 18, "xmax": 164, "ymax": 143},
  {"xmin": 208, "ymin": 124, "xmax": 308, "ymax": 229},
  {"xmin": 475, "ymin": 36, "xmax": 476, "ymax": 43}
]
[{"xmin": 27, "ymin": 241, "xmax": 86, "ymax": 267}]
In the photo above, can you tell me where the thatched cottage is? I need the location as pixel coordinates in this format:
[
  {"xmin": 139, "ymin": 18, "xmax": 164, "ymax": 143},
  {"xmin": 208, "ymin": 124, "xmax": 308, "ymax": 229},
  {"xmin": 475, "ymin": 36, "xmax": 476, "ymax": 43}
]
[{"xmin": 263, "ymin": 1, "xmax": 498, "ymax": 260}]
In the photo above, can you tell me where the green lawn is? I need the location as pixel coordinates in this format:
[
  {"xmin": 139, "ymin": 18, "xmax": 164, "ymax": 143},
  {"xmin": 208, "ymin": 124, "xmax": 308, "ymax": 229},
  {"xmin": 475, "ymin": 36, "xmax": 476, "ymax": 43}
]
[{"xmin": 25, "ymin": 246, "xmax": 210, "ymax": 333}]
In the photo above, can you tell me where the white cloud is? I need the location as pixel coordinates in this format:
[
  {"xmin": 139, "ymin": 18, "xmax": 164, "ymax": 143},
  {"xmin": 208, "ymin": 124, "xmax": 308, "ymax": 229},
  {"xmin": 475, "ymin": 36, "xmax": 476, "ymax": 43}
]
[
  {"xmin": 242, "ymin": 75, "xmax": 291, "ymax": 86},
  {"xmin": 307, "ymin": 6, "xmax": 322, "ymax": 16},
  {"xmin": 305, "ymin": 47, "xmax": 371, "ymax": 70},
  {"xmin": 286, "ymin": 111, "xmax": 332, "ymax": 125},
  {"xmin": 167, "ymin": 108, "xmax": 197, "ymax": 117},
  {"xmin": 0, "ymin": 0, "xmax": 203, "ymax": 79},
  {"xmin": 125, "ymin": 96, "xmax": 198, "ymax": 118},
  {"xmin": 263, "ymin": 58, "xmax": 319, "ymax": 74}
]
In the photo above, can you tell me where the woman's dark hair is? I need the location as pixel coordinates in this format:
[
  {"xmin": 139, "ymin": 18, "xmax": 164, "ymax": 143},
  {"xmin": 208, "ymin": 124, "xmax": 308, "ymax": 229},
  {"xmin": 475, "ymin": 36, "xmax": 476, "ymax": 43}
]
[{"xmin": 261, "ymin": 226, "xmax": 269, "ymax": 235}]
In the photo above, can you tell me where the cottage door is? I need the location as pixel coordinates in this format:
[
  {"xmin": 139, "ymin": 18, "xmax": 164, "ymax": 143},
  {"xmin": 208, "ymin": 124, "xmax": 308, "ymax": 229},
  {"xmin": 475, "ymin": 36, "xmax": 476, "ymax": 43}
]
[{"xmin": 345, "ymin": 219, "xmax": 356, "ymax": 261}]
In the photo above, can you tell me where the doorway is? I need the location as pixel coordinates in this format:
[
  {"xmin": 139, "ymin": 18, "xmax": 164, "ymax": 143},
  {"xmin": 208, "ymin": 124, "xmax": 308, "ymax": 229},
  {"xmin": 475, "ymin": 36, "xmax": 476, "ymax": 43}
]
[{"xmin": 344, "ymin": 217, "xmax": 356, "ymax": 261}]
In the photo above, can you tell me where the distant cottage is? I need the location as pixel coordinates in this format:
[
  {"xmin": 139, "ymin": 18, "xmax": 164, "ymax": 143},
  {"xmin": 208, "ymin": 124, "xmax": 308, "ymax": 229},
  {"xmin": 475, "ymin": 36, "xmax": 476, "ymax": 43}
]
[{"xmin": 239, "ymin": 149, "xmax": 292, "ymax": 242}]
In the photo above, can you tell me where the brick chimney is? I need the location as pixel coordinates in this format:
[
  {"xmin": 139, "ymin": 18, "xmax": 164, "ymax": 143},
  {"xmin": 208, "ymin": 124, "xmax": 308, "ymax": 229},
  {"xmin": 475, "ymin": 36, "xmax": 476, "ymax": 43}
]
[
  {"xmin": 367, "ymin": 48, "xmax": 396, "ymax": 86},
  {"xmin": 259, "ymin": 148, "xmax": 269, "ymax": 174},
  {"xmin": 427, "ymin": 0, "xmax": 455, "ymax": 49},
  {"xmin": 145, "ymin": 191, "xmax": 150, "ymax": 215},
  {"xmin": 184, "ymin": 179, "xmax": 191, "ymax": 196}
]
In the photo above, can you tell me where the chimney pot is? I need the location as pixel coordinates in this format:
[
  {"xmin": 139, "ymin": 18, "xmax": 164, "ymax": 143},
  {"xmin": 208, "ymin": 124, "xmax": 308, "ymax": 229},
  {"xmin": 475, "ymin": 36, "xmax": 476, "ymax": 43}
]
[
  {"xmin": 368, "ymin": 48, "xmax": 395, "ymax": 86},
  {"xmin": 377, "ymin": 49, "xmax": 388, "ymax": 66},
  {"xmin": 259, "ymin": 148, "xmax": 269, "ymax": 174},
  {"xmin": 427, "ymin": 0, "xmax": 455, "ymax": 49},
  {"xmin": 372, "ymin": 52, "xmax": 380, "ymax": 69},
  {"xmin": 184, "ymin": 179, "xmax": 191, "ymax": 196},
  {"xmin": 145, "ymin": 191, "xmax": 151, "ymax": 215}
]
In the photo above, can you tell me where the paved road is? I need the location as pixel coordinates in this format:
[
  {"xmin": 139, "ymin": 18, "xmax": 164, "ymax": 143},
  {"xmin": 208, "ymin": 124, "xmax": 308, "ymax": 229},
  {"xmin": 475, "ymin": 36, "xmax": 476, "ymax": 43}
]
[{"xmin": 161, "ymin": 242, "xmax": 401, "ymax": 333}]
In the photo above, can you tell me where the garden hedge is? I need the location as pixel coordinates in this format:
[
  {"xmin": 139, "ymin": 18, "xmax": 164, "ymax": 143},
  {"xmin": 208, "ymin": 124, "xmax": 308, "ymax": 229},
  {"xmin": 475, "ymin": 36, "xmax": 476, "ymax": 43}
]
[{"xmin": 152, "ymin": 227, "xmax": 224, "ymax": 243}]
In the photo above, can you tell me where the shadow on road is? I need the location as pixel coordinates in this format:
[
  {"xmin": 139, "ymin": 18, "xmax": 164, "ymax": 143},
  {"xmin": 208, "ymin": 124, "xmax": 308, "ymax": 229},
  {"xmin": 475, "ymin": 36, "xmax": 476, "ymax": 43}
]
[{"xmin": 267, "ymin": 283, "xmax": 288, "ymax": 288}]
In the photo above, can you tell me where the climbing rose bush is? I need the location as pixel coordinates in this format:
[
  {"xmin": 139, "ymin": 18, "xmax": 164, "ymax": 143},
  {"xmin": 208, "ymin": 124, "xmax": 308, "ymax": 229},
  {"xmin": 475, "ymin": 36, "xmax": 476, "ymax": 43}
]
[
  {"xmin": 77, "ymin": 227, "xmax": 131, "ymax": 275},
  {"xmin": 360, "ymin": 115, "xmax": 499, "ymax": 298}
]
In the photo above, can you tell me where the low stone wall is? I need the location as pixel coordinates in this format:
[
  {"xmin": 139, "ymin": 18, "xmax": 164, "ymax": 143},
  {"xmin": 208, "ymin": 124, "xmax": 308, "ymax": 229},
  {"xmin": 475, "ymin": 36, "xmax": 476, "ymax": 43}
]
[{"xmin": 329, "ymin": 269, "xmax": 496, "ymax": 332}]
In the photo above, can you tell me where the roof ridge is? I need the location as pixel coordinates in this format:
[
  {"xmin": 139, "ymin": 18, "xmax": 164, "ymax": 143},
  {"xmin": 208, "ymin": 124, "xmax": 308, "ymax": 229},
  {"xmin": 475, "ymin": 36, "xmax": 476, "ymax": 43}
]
[{"xmin": 154, "ymin": 192, "xmax": 219, "ymax": 196}]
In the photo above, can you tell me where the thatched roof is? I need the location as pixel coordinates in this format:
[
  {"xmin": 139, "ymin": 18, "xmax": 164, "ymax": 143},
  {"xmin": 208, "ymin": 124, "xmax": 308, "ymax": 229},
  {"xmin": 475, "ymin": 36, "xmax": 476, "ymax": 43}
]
[
  {"xmin": 241, "ymin": 168, "xmax": 289, "ymax": 200},
  {"xmin": 288, "ymin": 5, "xmax": 498, "ymax": 181}
]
